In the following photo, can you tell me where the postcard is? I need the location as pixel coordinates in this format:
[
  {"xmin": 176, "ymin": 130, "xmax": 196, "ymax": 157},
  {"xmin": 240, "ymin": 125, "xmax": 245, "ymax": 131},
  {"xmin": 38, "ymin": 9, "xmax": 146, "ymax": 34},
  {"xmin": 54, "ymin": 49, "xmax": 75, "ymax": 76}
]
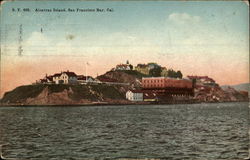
[{"xmin": 0, "ymin": 0, "xmax": 249, "ymax": 159}]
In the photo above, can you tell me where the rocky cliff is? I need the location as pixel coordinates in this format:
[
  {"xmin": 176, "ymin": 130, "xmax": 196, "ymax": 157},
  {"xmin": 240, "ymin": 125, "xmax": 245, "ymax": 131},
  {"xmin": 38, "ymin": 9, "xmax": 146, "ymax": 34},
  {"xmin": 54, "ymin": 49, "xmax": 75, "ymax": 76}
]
[{"xmin": 194, "ymin": 85, "xmax": 249, "ymax": 102}]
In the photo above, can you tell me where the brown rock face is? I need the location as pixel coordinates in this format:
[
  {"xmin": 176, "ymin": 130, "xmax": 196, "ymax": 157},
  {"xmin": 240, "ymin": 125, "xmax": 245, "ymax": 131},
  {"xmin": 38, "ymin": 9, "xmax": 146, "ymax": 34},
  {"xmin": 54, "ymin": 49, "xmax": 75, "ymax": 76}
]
[
  {"xmin": 26, "ymin": 87, "xmax": 75, "ymax": 105},
  {"xmin": 194, "ymin": 86, "xmax": 249, "ymax": 102}
]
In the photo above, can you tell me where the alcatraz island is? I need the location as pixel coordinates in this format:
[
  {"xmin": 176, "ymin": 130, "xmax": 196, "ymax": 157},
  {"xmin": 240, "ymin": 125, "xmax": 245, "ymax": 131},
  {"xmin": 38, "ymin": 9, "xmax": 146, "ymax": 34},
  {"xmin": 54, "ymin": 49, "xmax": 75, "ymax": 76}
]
[{"xmin": 0, "ymin": 61, "xmax": 249, "ymax": 106}]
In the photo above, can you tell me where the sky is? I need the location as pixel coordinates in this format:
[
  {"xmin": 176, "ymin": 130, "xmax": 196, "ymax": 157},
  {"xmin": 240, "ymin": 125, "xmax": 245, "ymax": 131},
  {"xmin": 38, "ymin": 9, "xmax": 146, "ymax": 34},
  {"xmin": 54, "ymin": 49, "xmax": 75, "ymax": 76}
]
[{"xmin": 0, "ymin": 1, "xmax": 249, "ymax": 97}]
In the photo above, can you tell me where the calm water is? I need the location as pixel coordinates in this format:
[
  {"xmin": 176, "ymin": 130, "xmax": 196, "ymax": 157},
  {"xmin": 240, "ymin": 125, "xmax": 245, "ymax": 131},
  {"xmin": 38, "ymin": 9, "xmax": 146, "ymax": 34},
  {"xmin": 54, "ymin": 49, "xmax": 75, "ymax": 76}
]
[{"xmin": 0, "ymin": 103, "xmax": 249, "ymax": 160}]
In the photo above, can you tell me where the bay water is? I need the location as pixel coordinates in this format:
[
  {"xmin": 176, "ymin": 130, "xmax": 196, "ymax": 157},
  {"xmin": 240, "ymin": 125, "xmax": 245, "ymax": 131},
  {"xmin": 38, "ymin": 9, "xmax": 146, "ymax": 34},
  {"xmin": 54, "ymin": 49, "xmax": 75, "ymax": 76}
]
[{"xmin": 0, "ymin": 102, "xmax": 249, "ymax": 159}]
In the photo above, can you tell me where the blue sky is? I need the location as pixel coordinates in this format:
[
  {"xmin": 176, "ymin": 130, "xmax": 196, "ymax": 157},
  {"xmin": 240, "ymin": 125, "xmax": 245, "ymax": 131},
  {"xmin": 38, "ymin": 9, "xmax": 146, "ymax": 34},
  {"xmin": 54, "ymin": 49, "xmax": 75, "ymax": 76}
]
[
  {"xmin": 0, "ymin": 1, "xmax": 249, "ymax": 95},
  {"xmin": 1, "ymin": 1, "xmax": 248, "ymax": 45}
]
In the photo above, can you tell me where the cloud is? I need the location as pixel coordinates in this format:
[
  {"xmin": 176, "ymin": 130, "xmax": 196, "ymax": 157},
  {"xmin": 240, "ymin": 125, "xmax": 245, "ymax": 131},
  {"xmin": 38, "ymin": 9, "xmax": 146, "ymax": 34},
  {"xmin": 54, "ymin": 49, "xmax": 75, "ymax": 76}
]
[
  {"xmin": 22, "ymin": 32, "xmax": 83, "ymax": 56},
  {"xmin": 23, "ymin": 31, "xmax": 53, "ymax": 55},
  {"xmin": 16, "ymin": 31, "xmax": 161, "ymax": 60},
  {"xmin": 25, "ymin": 32, "xmax": 50, "ymax": 46},
  {"xmin": 168, "ymin": 13, "xmax": 201, "ymax": 24}
]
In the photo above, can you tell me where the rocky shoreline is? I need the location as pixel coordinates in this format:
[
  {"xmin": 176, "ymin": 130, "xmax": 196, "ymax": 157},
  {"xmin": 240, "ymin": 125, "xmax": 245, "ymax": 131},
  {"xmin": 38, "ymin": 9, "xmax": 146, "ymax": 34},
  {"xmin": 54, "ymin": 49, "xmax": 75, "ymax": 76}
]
[{"xmin": 1, "ymin": 98, "xmax": 248, "ymax": 107}]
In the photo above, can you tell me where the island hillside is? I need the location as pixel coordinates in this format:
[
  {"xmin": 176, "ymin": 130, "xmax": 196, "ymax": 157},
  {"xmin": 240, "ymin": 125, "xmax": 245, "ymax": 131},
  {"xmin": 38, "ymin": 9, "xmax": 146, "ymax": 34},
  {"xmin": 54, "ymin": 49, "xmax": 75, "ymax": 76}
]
[
  {"xmin": 0, "ymin": 84, "xmax": 128, "ymax": 105},
  {"xmin": 0, "ymin": 70, "xmax": 141, "ymax": 105},
  {"xmin": 1, "ymin": 65, "xmax": 249, "ymax": 105}
]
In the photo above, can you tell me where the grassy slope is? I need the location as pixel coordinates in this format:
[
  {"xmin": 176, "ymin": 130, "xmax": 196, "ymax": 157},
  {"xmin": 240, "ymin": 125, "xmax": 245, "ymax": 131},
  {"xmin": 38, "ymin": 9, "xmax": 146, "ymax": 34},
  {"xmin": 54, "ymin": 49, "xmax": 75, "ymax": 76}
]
[
  {"xmin": 101, "ymin": 70, "xmax": 149, "ymax": 80},
  {"xmin": 115, "ymin": 70, "xmax": 149, "ymax": 79},
  {"xmin": 1, "ymin": 84, "xmax": 125, "ymax": 103},
  {"xmin": 1, "ymin": 70, "xmax": 143, "ymax": 104},
  {"xmin": 1, "ymin": 85, "xmax": 46, "ymax": 103},
  {"xmin": 69, "ymin": 84, "xmax": 124, "ymax": 101}
]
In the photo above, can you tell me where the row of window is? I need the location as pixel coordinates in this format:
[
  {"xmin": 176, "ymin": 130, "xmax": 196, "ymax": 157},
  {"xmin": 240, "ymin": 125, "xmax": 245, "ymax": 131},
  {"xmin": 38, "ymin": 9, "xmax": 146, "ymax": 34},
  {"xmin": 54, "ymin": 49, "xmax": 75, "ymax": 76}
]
[
  {"xmin": 143, "ymin": 84, "xmax": 165, "ymax": 87},
  {"xmin": 54, "ymin": 76, "xmax": 77, "ymax": 80},
  {"xmin": 143, "ymin": 79, "xmax": 164, "ymax": 83},
  {"xmin": 143, "ymin": 84, "xmax": 191, "ymax": 88}
]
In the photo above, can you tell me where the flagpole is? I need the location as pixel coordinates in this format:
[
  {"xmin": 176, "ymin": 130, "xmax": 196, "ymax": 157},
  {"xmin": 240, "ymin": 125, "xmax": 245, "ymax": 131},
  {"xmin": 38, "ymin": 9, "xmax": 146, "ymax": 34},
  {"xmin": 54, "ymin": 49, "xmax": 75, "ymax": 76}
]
[{"xmin": 85, "ymin": 62, "xmax": 87, "ymax": 84}]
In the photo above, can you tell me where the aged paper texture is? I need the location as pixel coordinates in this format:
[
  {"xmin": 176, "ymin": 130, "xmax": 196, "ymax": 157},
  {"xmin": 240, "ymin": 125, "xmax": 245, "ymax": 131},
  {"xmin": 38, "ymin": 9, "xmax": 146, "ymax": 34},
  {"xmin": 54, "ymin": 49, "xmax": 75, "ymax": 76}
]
[{"xmin": 0, "ymin": 0, "xmax": 249, "ymax": 159}]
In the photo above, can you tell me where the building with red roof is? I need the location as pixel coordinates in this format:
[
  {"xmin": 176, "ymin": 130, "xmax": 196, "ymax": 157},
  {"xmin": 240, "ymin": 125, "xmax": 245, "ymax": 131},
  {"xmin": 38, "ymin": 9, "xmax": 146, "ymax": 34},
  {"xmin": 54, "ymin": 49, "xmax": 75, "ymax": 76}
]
[{"xmin": 77, "ymin": 75, "xmax": 95, "ymax": 84}]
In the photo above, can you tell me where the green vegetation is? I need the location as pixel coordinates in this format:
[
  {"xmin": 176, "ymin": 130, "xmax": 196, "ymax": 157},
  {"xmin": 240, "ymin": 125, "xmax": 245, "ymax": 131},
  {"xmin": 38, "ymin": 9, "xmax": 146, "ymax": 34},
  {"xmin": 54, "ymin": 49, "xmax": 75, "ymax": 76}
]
[
  {"xmin": 148, "ymin": 62, "xmax": 158, "ymax": 66},
  {"xmin": 167, "ymin": 69, "xmax": 183, "ymax": 79},
  {"xmin": 146, "ymin": 65, "xmax": 183, "ymax": 78},
  {"xmin": 1, "ymin": 84, "xmax": 45, "ymax": 103},
  {"xmin": 117, "ymin": 70, "xmax": 149, "ymax": 78},
  {"xmin": 134, "ymin": 62, "xmax": 183, "ymax": 78},
  {"xmin": 91, "ymin": 85, "xmax": 124, "ymax": 99},
  {"xmin": 0, "ymin": 84, "xmax": 125, "ymax": 103},
  {"xmin": 69, "ymin": 85, "xmax": 96, "ymax": 101},
  {"xmin": 129, "ymin": 64, "xmax": 133, "ymax": 70},
  {"xmin": 48, "ymin": 84, "xmax": 70, "ymax": 93},
  {"xmin": 149, "ymin": 66, "xmax": 162, "ymax": 77},
  {"xmin": 69, "ymin": 84, "xmax": 124, "ymax": 101}
]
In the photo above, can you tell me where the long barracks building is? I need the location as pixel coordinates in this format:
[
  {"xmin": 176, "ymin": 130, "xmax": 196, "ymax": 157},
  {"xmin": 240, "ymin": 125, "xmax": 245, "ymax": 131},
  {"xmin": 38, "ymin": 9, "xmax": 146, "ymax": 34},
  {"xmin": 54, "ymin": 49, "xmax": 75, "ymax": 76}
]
[{"xmin": 142, "ymin": 77, "xmax": 194, "ymax": 96}]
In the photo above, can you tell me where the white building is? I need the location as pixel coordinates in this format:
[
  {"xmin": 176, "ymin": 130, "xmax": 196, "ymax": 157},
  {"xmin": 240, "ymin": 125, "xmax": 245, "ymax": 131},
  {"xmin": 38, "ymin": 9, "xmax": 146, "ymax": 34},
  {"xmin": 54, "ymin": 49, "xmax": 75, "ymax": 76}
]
[
  {"xmin": 126, "ymin": 90, "xmax": 143, "ymax": 101},
  {"xmin": 115, "ymin": 60, "xmax": 132, "ymax": 71},
  {"xmin": 115, "ymin": 64, "xmax": 131, "ymax": 70},
  {"xmin": 53, "ymin": 71, "xmax": 77, "ymax": 84}
]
